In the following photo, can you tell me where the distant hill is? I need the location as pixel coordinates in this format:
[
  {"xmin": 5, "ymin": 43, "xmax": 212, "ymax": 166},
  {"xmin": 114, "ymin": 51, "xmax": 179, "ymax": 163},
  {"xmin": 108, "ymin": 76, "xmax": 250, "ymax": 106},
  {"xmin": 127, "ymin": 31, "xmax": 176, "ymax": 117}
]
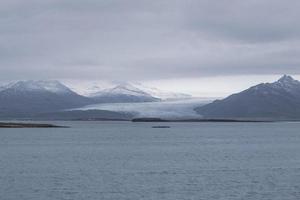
[
  {"xmin": 89, "ymin": 83, "xmax": 160, "ymax": 103},
  {"xmin": 0, "ymin": 80, "xmax": 94, "ymax": 118},
  {"xmin": 195, "ymin": 75, "xmax": 300, "ymax": 120}
]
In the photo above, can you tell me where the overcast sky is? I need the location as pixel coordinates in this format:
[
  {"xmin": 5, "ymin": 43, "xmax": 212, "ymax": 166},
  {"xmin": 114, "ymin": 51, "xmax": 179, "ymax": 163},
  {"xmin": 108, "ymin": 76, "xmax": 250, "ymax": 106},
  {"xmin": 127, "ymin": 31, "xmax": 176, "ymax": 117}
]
[{"xmin": 1, "ymin": 0, "xmax": 300, "ymax": 96}]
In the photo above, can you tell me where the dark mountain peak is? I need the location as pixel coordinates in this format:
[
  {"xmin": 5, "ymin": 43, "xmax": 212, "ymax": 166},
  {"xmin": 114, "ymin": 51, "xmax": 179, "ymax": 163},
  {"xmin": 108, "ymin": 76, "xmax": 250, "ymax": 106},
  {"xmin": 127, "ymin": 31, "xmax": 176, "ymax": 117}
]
[
  {"xmin": 271, "ymin": 75, "xmax": 300, "ymax": 91},
  {"xmin": 245, "ymin": 75, "xmax": 299, "ymax": 95},
  {"xmin": 277, "ymin": 75, "xmax": 298, "ymax": 84}
]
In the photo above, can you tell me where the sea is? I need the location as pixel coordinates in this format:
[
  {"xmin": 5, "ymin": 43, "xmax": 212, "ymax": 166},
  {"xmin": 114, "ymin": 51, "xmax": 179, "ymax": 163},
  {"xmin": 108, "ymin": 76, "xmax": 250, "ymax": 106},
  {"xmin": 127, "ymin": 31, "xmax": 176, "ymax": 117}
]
[{"xmin": 1, "ymin": 121, "xmax": 300, "ymax": 200}]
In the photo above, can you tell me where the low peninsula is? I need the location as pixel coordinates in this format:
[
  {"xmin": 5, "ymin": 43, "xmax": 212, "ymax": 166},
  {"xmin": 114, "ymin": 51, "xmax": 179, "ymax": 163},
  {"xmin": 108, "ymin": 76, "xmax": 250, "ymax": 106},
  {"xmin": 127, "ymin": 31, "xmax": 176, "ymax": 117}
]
[{"xmin": 0, "ymin": 122, "xmax": 68, "ymax": 128}]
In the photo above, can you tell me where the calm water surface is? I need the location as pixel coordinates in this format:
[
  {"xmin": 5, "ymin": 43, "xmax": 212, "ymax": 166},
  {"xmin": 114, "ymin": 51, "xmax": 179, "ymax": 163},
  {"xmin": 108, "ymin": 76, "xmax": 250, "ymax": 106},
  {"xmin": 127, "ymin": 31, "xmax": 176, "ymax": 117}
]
[{"xmin": 1, "ymin": 121, "xmax": 300, "ymax": 200}]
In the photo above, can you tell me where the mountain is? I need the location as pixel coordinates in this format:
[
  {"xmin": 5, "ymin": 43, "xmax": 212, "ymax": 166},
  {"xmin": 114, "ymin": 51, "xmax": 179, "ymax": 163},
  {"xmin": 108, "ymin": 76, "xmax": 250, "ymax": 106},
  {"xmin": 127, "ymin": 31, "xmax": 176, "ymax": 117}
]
[
  {"xmin": 0, "ymin": 80, "xmax": 94, "ymax": 118},
  {"xmin": 89, "ymin": 83, "xmax": 160, "ymax": 103},
  {"xmin": 195, "ymin": 75, "xmax": 300, "ymax": 120},
  {"xmin": 131, "ymin": 83, "xmax": 192, "ymax": 100}
]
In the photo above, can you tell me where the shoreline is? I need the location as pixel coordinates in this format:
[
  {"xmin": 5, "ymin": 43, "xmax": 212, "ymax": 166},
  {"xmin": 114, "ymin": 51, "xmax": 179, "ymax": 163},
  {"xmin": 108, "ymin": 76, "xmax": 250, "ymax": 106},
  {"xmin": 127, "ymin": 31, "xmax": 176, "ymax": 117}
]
[
  {"xmin": 3, "ymin": 118, "xmax": 300, "ymax": 124},
  {"xmin": 131, "ymin": 118, "xmax": 274, "ymax": 123},
  {"xmin": 0, "ymin": 122, "xmax": 68, "ymax": 128}
]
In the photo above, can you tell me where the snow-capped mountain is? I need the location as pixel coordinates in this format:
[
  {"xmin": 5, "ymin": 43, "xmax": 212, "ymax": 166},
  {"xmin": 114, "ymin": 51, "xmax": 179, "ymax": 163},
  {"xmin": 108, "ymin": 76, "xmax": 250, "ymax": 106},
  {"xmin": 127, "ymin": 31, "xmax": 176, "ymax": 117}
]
[
  {"xmin": 82, "ymin": 82, "xmax": 192, "ymax": 100},
  {"xmin": 90, "ymin": 83, "xmax": 150, "ymax": 97},
  {"xmin": 89, "ymin": 83, "xmax": 160, "ymax": 103},
  {"xmin": 66, "ymin": 80, "xmax": 114, "ymax": 96},
  {"xmin": 0, "ymin": 80, "xmax": 74, "ymax": 94},
  {"xmin": 131, "ymin": 83, "xmax": 192, "ymax": 100},
  {"xmin": 195, "ymin": 75, "xmax": 300, "ymax": 120},
  {"xmin": 0, "ymin": 80, "xmax": 93, "ymax": 118}
]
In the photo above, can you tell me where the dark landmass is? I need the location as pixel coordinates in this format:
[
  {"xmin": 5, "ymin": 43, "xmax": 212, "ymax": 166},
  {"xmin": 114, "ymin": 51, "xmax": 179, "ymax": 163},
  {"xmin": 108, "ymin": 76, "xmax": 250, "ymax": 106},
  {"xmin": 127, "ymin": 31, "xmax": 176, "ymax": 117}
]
[
  {"xmin": 195, "ymin": 75, "xmax": 300, "ymax": 120},
  {"xmin": 132, "ymin": 118, "xmax": 169, "ymax": 122},
  {"xmin": 152, "ymin": 126, "xmax": 171, "ymax": 128},
  {"xmin": 0, "ymin": 122, "xmax": 68, "ymax": 128},
  {"xmin": 32, "ymin": 110, "xmax": 135, "ymax": 121},
  {"xmin": 132, "ymin": 118, "xmax": 272, "ymax": 123}
]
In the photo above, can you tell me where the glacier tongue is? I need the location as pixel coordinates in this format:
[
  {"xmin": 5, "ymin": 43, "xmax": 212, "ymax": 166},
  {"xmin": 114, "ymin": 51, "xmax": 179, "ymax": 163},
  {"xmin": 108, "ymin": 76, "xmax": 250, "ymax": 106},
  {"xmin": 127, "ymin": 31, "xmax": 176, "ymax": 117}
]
[{"xmin": 73, "ymin": 98, "xmax": 213, "ymax": 119}]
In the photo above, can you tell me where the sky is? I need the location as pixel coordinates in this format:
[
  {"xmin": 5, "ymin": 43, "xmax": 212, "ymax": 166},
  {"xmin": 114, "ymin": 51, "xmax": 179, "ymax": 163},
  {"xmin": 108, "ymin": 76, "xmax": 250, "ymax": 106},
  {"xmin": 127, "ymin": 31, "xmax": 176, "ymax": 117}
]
[{"xmin": 1, "ymin": 0, "xmax": 300, "ymax": 97}]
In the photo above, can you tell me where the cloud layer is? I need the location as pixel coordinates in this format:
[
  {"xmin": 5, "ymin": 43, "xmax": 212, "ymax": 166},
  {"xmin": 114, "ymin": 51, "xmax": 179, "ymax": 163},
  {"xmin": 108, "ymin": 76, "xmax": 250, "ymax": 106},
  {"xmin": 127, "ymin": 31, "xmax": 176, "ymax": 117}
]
[{"xmin": 1, "ymin": 0, "xmax": 300, "ymax": 81}]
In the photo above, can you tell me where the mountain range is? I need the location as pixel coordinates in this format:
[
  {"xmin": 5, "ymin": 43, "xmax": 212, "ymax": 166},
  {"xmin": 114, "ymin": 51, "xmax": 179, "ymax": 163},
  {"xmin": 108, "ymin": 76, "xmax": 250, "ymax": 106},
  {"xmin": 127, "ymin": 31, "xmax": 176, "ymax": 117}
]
[
  {"xmin": 89, "ymin": 83, "xmax": 160, "ymax": 103},
  {"xmin": 0, "ymin": 80, "xmax": 188, "ymax": 119},
  {"xmin": 2, "ymin": 75, "xmax": 300, "ymax": 120},
  {"xmin": 195, "ymin": 75, "xmax": 300, "ymax": 120},
  {"xmin": 73, "ymin": 82, "xmax": 192, "ymax": 101}
]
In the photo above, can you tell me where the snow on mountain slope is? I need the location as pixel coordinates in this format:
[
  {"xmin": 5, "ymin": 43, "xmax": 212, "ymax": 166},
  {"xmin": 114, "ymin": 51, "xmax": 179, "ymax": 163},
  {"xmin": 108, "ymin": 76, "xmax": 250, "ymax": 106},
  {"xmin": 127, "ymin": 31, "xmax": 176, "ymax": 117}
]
[
  {"xmin": 88, "ymin": 83, "xmax": 160, "ymax": 103},
  {"xmin": 65, "ymin": 80, "xmax": 113, "ymax": 96},
  {"xmin": 0, "ymin": 82, "xmax": 15, "ymax": 92},
  {"xmin": 0, "ymin": 80, "xmax": 73, "ymax": 94},
  {"xmin": 271, "ymin": 75, "xmax": 300, "ymax": 92},
  {"xmin": 90, "ymin": 83, "xmax": 152, "ymax": 98},
  {"xmin": 81, "ymin": 82, "xmax": 192, "ymax": 100},
  {"xmin": 131, "ymin": 82, "xmax": 192, "ymax": 100},
  {"xmin": 0, "ymin": 80, "xmax": 94, "ymax": 118}
]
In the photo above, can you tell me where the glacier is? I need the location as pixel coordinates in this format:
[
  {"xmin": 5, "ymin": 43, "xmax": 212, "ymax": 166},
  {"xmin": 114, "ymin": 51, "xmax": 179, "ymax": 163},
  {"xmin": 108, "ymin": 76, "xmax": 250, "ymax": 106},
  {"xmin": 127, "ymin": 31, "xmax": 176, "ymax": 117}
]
[{"xmin": 73, "ymin": 98, "xmax": 214, "ymax": 119}]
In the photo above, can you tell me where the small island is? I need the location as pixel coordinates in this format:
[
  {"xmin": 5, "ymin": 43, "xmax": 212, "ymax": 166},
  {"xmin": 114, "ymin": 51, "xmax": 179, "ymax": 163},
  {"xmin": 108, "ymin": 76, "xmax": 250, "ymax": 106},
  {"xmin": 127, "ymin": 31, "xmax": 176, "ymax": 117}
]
[
  {"xmin": 152, "ymin": 126, "xmax": 171, "ymax": 128},
  {"xmin": 0, "ymin": 122, "xmax": 68, "ymax": 128}
]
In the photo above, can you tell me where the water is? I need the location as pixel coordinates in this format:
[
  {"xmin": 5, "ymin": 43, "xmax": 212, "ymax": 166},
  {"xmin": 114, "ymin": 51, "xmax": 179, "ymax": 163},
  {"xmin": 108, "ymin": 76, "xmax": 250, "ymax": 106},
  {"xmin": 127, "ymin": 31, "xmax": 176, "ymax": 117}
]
[{"xmin": 1, "ymin": 121, "xmax": 300, "ymax": 200}]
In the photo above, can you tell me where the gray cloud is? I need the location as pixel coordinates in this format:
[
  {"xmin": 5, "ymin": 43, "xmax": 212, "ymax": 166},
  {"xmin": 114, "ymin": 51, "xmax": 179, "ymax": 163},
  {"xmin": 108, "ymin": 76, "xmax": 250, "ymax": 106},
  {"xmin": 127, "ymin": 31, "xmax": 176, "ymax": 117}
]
[
  {"xmin": 0, "ymin": 0, "xmax": 300, "ymax": 82},
  {"xmin": 184, "ymin": 0, "xmax": 300, "ymax": 42}
]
